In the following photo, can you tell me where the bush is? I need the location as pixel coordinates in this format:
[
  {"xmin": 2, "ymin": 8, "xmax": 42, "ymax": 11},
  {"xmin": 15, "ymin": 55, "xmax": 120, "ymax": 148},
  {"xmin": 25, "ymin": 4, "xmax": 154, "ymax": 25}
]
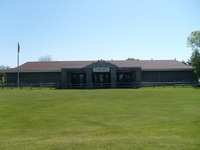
[{"xmin": 194, "ymin": 83, "xmax": 200, "ymax": 88}]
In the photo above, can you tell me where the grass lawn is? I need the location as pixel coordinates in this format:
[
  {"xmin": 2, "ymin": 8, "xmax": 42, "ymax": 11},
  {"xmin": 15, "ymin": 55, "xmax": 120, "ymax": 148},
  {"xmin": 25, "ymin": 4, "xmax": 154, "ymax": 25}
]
[{"xmin": 0, "ymin": 87, "xmax": 200, "ymax": 150}]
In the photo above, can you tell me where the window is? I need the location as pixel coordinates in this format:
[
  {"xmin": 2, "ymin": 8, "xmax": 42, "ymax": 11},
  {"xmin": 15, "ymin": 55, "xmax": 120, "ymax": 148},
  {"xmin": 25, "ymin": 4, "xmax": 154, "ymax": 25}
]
[
  {"xmin": 72, "ymin": 73, "xmax": 86, "ymax": 84},
  {"xmin": 99, "ymin": 74, "xmax": 104, "ymax": 82},
  {"xmin": 93, "ymin": 73, "xmax": 110, "ymax": 83},
  {"xmin": 94, "ymin": 74, "xmax": 98, "ymax": 83},
  {"xmin": 79, "ymin": 74, "xmax": 84, "ymax": 83},
  {"xmin": 117, "ymin": 73, "xmax": 131, "ymax": 82},
  {"xmin": 105, "ymin": 74, "xmax": 110, "ymax": 82},
  {"xmin": 118, "ymin": 74, "xmax": 124, "ymax": 82}
]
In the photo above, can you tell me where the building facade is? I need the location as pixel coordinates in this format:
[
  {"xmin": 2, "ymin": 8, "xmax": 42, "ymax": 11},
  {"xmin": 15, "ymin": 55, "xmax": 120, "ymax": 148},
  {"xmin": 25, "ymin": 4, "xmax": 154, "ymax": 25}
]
[
  {"xmin": 3, "ymin": 60, "xmax": 197, "ymax": 88},
  {"xmin": 61, "ymin": 60, "xmax": 141, "ymax": 88}
]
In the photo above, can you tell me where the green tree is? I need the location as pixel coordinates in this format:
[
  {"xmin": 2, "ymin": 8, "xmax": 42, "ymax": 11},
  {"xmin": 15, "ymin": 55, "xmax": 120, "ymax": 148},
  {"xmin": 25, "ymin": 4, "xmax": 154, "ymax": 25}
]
[
  {"xmin": 187, "ymin": 31, "xmax": 200, "ymax": 49},
  {"xmin": 38, "ymin": 55, "xmax": 53, "ymax": 62},
  {"xmin": 0, "ymin": 65, "xmax": 9, "ymax": 70},
  {"xmin": 187, "ymin": 30, "xmax": 200, "ymax": 79},
  {"xmin": 126, "ymin": 58, "xmax": 139, "ymax": 60},
  {"xmin": 182, "ymin": 59, "xmax": 191, "ymax": 66}
]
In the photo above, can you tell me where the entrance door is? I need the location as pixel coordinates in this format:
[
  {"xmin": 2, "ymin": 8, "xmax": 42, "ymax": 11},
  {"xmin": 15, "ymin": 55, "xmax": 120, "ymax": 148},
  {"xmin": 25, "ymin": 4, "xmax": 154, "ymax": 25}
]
[{"xmin": 93, "ymin": 73, "xmax": 111, "ymax": 88}]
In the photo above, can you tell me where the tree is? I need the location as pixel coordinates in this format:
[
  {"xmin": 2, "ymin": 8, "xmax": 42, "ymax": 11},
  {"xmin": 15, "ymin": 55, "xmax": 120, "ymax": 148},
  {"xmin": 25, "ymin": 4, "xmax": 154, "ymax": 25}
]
[
  {"xmin": 0, "ymin": 65, "xmax": 10, "ymax": 70},
  {"xmin": 182, "ymin": 59, "xmax": 191, "ymax": 66},
  {"xmin": 126, "ymin": 58, "xmax": 139, "ymax": 60},
  {"xmin": 0, "ymin": 65, "xmax": 8, "ymax": 85},
  {"xmin": 38, "ymin": 55, "xmax": 53, "ymax": 62},
  {"xmin": 190, "ymin": 49, "xmax": 200, "ymax": 77},
  {"xmin": 187, "ymin": 30, "xmax": 200, "ymax": 79},
  {"xmin": 187, "ymin": 31, "xmax": 200, "ymax": 49}
]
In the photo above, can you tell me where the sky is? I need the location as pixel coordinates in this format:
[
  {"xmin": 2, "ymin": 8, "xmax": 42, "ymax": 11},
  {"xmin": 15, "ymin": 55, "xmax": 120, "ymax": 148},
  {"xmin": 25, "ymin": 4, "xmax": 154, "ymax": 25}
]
[{"xmin": 0, "ymin": 0, "xmax": 199, "ymax": 68}]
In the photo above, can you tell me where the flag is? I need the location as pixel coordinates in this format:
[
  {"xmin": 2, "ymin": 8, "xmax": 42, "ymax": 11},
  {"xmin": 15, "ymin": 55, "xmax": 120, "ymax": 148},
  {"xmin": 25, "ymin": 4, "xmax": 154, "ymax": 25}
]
[
  {"xmin": 18, "ymin": 42, "xmax": 20, "ymax": 53},
  {"xmin": 17, "ymin": 42, "xmax": 20, "ymax": 87}
]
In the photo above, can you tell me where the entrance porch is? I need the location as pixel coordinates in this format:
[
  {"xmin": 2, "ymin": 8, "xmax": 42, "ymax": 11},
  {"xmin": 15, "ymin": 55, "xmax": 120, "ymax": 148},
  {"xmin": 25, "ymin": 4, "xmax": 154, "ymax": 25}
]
[{"xmin": 61, "ymin": 60, "xmax": 141, "ymax": 89}]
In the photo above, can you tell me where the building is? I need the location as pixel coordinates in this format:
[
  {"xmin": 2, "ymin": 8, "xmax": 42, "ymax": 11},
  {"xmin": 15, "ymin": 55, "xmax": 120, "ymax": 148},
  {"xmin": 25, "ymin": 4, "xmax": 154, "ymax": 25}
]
[{"xmin": 4, "ymin": 59, "xmax": 197, "ymax": 88}]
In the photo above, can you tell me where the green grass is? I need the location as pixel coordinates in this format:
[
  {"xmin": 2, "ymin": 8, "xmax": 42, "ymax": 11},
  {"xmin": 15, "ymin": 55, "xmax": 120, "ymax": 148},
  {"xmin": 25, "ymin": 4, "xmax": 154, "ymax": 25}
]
[{"xmin": 0, "ymin": 87, "xmax": 200, "ymax": 149}]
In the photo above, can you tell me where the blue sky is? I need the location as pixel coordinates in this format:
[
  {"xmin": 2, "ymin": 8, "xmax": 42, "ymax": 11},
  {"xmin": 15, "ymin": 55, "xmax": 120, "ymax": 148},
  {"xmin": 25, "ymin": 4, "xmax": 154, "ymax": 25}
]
[{"xmin": 0, "ymin": 0, "xmax": 199, "ymax": 68}]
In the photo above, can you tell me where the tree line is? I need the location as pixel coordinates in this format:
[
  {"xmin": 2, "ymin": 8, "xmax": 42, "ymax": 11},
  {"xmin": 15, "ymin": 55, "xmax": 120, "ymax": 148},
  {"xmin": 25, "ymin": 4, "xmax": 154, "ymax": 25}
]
[{"xmin": 187, "ymin": 30, "xmax": 200, "ymax": 79}]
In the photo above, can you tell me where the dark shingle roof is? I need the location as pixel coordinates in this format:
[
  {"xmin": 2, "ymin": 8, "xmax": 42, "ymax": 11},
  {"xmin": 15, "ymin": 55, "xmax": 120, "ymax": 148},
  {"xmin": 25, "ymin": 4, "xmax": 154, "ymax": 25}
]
[
  {"xmin": 110, "ymin": 60, "xmax": 192, "ymax": 71},
  {"xmin": 6, "ymin": 60, "xmax": 193, "ymax": 72}
]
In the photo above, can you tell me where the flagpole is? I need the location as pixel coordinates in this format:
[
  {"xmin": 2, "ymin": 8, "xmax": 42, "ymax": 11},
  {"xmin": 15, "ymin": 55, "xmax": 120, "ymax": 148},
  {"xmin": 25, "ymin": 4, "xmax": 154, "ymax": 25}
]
[{"xmin": 17, "ymin": 43, "xmax": 20, "ymax": 87}]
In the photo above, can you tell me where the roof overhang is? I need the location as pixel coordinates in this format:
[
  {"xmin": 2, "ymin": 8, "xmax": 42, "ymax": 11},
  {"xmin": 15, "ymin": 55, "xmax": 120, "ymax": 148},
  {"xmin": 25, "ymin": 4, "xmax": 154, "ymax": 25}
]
[
  {"xmin": 5, "ymin": 70, "xmax": 61, "ymax": 73},
  {"xmin": 142, "ymin": 68, "xmax": 194, "ymax": 71}
]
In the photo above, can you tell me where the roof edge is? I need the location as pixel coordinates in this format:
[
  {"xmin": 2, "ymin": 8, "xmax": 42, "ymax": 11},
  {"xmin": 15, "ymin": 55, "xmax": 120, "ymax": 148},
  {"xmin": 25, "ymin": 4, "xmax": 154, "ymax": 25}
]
[
  {"xmin": 142, "ymin": 68, "xmax": 194, "ymax": 71},
  {"xmin": 5, "ymin": 70, "xmax": 61, "ymax": 73}
]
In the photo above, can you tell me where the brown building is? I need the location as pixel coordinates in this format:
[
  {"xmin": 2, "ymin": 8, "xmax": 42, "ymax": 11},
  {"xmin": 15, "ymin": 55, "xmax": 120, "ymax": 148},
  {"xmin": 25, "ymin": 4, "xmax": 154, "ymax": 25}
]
[{"xmin": 4, "ymin": 59, "xmax": 197, "ymax": 88}]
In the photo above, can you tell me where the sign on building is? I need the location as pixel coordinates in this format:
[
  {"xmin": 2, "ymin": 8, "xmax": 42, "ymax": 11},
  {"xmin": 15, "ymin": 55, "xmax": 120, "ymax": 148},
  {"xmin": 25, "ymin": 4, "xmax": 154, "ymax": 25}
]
[{"xmin": 93, "ymin": 67, "xmax": 110, "ymax": 72}]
